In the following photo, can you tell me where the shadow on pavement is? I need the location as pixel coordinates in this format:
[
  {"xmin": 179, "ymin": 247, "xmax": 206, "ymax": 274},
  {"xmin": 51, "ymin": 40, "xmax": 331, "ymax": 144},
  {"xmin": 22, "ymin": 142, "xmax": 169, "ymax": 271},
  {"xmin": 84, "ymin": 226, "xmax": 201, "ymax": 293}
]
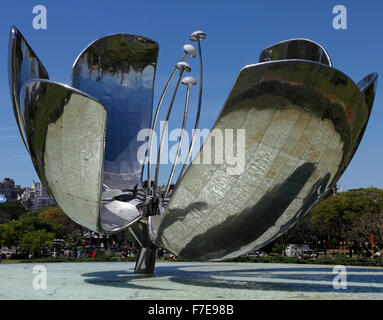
[{"xmin": 81, "ymin": 264, "xmax": 383, "ymax": 293}]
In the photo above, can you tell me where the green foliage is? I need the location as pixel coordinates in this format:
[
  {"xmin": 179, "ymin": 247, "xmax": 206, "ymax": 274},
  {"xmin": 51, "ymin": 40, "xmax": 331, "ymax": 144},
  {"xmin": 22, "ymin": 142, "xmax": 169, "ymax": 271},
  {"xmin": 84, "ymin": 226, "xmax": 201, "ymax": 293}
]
[
  {"xmin": 267, "ymin": 187, "xmax": 383, "ymax": 254},
  {"xmin": 309, "ymin": 187, "xmax": 383, "ymax": 241},
  {"xmin": 246, "ymin": 254, "xmax": 383, "ymax": 267},
  {"xmin": 0, "ymin": 223, "xmax": 17, "ymax": 247},
  {"xmin": 66, "ymin": 230, "xmax": 86, "ymax": 251},
  {"xmin": 20, "ymin": 230, "xmax": 55, "ymax": 253},
  {"xmin": 12, "ymin": 212, "xmax": 61, "ymax": 235},
  {"xmin": 0, "ymin": 201, "xmax": 27, "ymax": 223},
  {"xmin": 21, "ymin": 255, "xmax": 137, "ymax": 263},
  {"xmin": 0, "ymin": 212, "xmax": 59, "ymax": 252},
  {"xmin": 38, "ymin": 206, "xmax": 80, "ymax": 237}
]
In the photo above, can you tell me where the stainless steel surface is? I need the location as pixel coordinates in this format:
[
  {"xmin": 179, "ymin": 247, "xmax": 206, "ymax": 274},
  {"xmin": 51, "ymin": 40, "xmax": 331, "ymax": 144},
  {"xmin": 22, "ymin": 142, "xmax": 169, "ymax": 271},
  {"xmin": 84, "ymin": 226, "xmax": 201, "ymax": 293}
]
[
  {"xmin": 259, "ymin": 38, "xmax": 332, "ymax": 66},
  {"xmin": 129, "ymin": 218, "xmax": 157, "ymax": 273},
  {"xmin": 154, "ymin": 59, "xmax": 375, "ymax": 261},
  {"xmin": 176, "ymin": 61, "xmax": 191, "ymax": 72},
  {"xmin": 8, "ymin": 28, "xmax": 378, "ymax": 270},
  {"xmin": 8, "ymin": 25, "xmax": 49, "ymax": 151},
  {"xmin": 19, "ymin": 79, "xmax": 143, "ymax": 234},
  {"xmin": 101, "ymin": 198, "xmax": 142, "ymax": 233},
  {"xmin": 134, "ymin": 247, "xmax": 157, "ymax": 274},
  {"xmin": 358, "ymin": 72, "xmax": 378, "ymax": 112},
  {"xmin": 147, "ymin": 46, "xmax": 195, "ymax": 194},
  {"xmin": 147, "ymin": 68, "xmax": 179, "ymax": 195},
  {"xmin": 177, "ymin": 32, "xmax": 206, "ymax": 184},
  {"xmin": 9, "ymin": 29, "xmax": 151, "ymax": 235},
  {"xmin": 163, "ymin": 76, "xmax": 196, "ymax": 199},
  {"xmin": 341, "ymin": 72, "xmax": 379, "ymax": 177},
  {"xmin": 183, "ymin": 44, "xmax": 197, "ymax": 58},
  {"xmin": 153, "ymin": 62, "xmax": 191, "ymax": 192},
  {"xmin": 129, "ymin": 218, "xmax": 156, "ymax": 248},
  {"xmin": 71, "ymin": 33, "xmax": 159, "ymax": 191},
  {"xmin": 20, "ymin": 79, "xmax": 107, "ymax": 232},
  {"xmin": 190, "ymin": 30, "xmax": 207, "ymax": 41},
  {"xmin": 181, "ymin": 76, "xmax": 197, "ymax": 86}
]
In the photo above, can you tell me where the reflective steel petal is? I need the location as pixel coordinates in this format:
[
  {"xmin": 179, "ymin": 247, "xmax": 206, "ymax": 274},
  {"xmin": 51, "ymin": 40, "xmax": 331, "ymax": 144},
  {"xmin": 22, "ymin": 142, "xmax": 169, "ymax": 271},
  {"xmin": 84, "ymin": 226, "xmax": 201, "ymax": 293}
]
[
  {"xmin": 100, "ymin": 197, "xmax": 143, "ymax": 233},
  {"xmin": 340, "ymin": 72, "xmax": 379, "ymax": 174},
  {"xmin": 153, "ymin": 60, "xmax": 373, "ymax": 261},
  {"xmin": 20, "ymin": 79, "xmax": 107, "ymax": 231},
  {"xmin": 8, "ymin": 25, "xmax": 49, "ymax": 151},
  {"xmin": 19, "ymin": 79, "xmax": 144, "ymax": 234},
  {"xmin": 259, "ymin": 38, "xmax": 332, "ymax": 66},
  {"xmin": 71, "ymin": 34, "xmax": 159, "ymax": 192},
  {"xmin": 357, "ymin": 72, "xmax": 378, "ymax": 112}
]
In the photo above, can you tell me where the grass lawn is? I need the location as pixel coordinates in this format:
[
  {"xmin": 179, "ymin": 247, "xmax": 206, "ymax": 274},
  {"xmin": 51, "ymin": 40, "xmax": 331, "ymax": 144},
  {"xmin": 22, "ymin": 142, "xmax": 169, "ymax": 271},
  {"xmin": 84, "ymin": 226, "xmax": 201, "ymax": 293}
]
[
  {"xmin": 1, "ymin": 254, "xmax": 382, "ymax": 267},
  {"xmin": 0, "ymin": 259, "xmax": 23, "ymax": 264}
]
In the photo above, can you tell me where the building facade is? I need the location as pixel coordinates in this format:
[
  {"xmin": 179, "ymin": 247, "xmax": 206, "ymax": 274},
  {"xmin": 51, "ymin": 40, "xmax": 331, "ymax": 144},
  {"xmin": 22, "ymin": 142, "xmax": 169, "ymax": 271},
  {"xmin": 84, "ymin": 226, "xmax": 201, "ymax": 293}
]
[
  {"xmin": 18, "ymin": 181, "xmax": 55, "ymax": 211},
  {"xmin": 0, "ymin": 178, "xmax": 23, "ymax": 202}
]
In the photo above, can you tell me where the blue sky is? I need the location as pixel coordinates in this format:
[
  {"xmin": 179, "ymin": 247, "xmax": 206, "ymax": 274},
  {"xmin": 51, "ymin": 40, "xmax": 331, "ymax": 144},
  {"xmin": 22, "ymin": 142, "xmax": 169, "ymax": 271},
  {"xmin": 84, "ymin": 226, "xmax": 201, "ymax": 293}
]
[{"xmin": 0, "ymin": 0, "xmax": 382, "ymax": 190}]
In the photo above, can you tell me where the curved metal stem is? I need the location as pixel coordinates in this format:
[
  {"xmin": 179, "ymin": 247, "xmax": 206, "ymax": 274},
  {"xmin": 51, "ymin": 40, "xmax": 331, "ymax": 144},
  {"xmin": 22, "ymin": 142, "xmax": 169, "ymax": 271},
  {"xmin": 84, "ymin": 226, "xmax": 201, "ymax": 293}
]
[
  {"xmin": 153, "ymin": 70, "xmax": 184, "ymax": 193},
  {"xmin": 176, "ymin": 40, "xmax": 203, "ymax": 185},
  {"xmin": 164, "ymin": 85, "xmax": 191, "ymax": 199},
  {"xmin": 147, "ymin": 54, "xmax": 187, "ymax": 195}
]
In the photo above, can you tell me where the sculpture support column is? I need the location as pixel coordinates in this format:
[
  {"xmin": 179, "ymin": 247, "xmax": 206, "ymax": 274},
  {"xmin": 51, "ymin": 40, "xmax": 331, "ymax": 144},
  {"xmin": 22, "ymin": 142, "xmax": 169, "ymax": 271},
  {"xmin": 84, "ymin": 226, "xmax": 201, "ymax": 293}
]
[
  {"xmin": 134, "ymin": 247, "xmax": 157, "ymax": 274},
  {"xmin": 129, "ymin": 219, "xmax": 157, "ymax": 274}
]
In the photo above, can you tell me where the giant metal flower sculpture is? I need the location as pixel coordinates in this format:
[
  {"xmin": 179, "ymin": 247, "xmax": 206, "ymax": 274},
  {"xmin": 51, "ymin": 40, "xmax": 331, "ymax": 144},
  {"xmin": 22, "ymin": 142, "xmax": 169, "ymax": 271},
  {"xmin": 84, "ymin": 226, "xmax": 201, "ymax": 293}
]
[{"xmin": 8, "ymin": 26, "xmax": 377, "ymax": 273}]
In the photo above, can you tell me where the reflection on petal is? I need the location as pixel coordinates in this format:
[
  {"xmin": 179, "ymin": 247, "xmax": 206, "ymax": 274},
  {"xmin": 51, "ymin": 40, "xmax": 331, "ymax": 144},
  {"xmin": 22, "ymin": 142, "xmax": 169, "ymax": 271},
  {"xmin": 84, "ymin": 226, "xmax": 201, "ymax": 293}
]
[
  {"xmin": 71, "ymin": 34, "xmax": 159, "ymax": 191},
  {"xmin": 20, "ymin": 79, "xmax": 106, "ymax": 231},
  {"xmin": 259, "ymin": 38, "xmax": 332, "ymax": 66},
  {"xmin": 155, "ymin": 60, "xmax": 372, "ymax": 261},
  {"xmin": 8, "ymin": 25, "xmax": 49, "ymax": 151},
  {"xmin": 357, "ymin": 72, "xmax": 378, "ymax": 112}
]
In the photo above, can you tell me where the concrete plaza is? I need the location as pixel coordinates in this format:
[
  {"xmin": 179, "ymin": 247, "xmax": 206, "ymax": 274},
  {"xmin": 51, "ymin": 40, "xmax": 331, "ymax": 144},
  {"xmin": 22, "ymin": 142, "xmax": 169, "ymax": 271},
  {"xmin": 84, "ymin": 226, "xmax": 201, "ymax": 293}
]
[{"xmin": 0, "ymin": 262, "xmax": 383, "ymax": 300}]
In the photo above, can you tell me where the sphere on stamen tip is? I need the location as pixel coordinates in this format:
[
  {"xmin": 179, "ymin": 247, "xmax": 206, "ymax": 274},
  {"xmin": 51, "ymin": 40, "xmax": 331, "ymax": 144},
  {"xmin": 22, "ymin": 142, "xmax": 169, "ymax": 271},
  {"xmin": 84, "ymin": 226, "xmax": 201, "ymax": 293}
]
[
  {"xmin": 176, "ymin": 61, "xmax": 191, "ymax": 72},
  {"xmin": 190, "ymin": 30, "xmax": 206, "ymax": 41},
  {"xmin": 183, "ymin": 44, "xmax": 197, "ymax": 58},
  {"xmin": 182, "ymin": 76, "xmax": 197, "ymax": 86}
]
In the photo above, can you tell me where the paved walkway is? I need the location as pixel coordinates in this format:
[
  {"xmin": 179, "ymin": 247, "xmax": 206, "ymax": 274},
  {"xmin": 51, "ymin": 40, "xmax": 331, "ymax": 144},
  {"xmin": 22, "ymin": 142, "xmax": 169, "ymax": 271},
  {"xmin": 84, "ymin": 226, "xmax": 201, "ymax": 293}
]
[{"xmin": 0, "ymin": 262, "xmax": 383, "ymax": 299}]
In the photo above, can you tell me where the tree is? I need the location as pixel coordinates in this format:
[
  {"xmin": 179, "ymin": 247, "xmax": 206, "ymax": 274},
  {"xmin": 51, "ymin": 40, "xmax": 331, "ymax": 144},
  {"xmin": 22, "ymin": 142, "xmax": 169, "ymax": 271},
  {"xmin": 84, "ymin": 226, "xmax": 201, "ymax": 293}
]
[
  {"xmin": 265, "ymin": 188, "xmax": 383, "ymax": 255},
  {"xmin": 13, "ymin": 212, "xmax": 60, "ymax": 235},
  {"xmin": 20, "ymin": 229, "xmax": 55, "ymax": 257},
  {"xmin": 269, "ymin": 215, "xmax": 314, "ymax": 255},
  {"xmin": 0, "ymin": 201, "xmax": 27, "ymax": 223},
  {"xmin": 0, "ymin": 223, "xmax": 17, "ymax": 248},
  {"xmin": 309, "ymin": 188, "xmax": 383, "ymax": 244},
  {"xmin": 348, "ymin": 210, "xmax": 383, "ymax": 252},
  {"xmin": 0, "ymin": 212, "xmax": 59, "ymax": 251},
  {"xmin": 38, "ymin": 206, "xmax": 79, "ymax": 237},
  {"xmin": 66, "ymin": 230, "xmax": 86, "ymax": 257}
]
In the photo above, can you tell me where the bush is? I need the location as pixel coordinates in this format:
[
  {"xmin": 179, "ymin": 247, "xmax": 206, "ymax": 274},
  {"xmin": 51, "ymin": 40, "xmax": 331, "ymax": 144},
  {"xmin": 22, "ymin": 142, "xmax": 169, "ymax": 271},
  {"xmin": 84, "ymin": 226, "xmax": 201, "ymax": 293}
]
[
  {"xmin": 21, "ymin": 255, "xmax": 139, "ymax": 263},
  {"xmin": 240, "ymin": 254, "xmax": 383, "ymax": 267}
]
